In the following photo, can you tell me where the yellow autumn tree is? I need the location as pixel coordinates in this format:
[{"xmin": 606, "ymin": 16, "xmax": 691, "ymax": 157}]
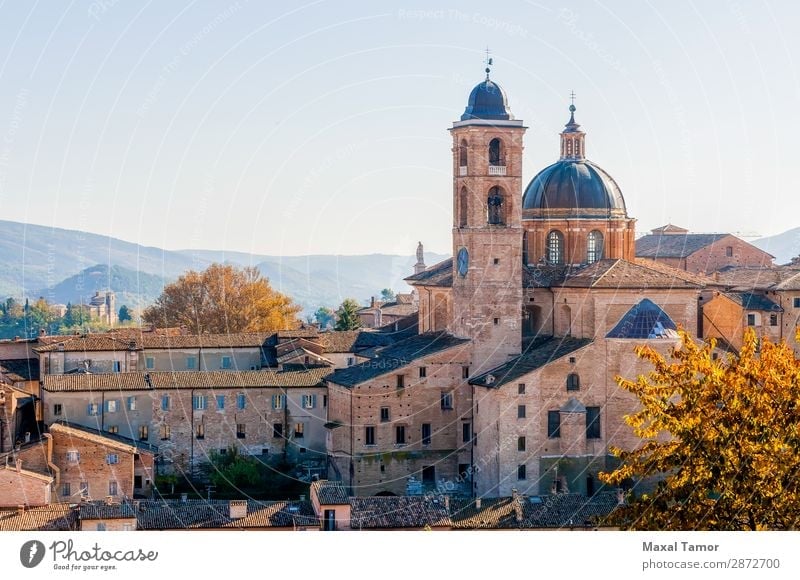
[
  {"xmin": 600, "ymin": 328, "xmax": 800, "ymax": 530},
  {"xmin": 142, "ymin": 263, "xmax": 301, "ymax": 334}
]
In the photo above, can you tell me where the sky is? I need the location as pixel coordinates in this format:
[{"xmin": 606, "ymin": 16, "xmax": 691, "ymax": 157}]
[{"xmin": 0, "ymin": 0, "xmax": 798, "ymax": 257}]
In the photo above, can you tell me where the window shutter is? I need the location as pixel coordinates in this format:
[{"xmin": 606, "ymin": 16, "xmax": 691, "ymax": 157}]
[{"xmin": 311, "ymin": 395, "xmax": 317, "ymax": 408}]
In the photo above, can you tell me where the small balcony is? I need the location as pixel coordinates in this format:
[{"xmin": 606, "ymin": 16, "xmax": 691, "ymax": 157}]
[
  {"xmin": 458, "ymin": 166, "xmax": 468, "ymax": 176},
  {"xmin": 488, "ymin": 165, "xmax": 507, "ymax": 176}
]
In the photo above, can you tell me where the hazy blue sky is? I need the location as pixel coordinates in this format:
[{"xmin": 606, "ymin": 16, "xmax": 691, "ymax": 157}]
[{"xmin": 0, "ymin": 0, "xmax": 798, "ymax": 256}]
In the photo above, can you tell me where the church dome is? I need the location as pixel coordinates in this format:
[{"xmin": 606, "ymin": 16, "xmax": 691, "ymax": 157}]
[
  {"xmin": 522, "ymin": 159, "xmax": 626, "ymax": 213},
  {"xmin": 461, "ymin": 79, "xmax": 513, "ymax": 121}
]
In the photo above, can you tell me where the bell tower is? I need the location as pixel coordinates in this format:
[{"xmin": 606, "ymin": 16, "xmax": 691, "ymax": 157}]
[{"xmin": 450, "ymin": 62, "xmax": 527, "ymax": 373}]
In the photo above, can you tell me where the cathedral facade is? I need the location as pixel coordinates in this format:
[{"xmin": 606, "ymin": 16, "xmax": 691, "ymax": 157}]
[{"xmin": 326, "ymin": 69, "xmax": 793, "ymax": 498}]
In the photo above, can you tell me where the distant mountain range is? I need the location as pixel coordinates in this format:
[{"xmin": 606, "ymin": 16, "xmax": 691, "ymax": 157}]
[
  {"xmin": 0, "ymin": 220, "xmax": 448, "ymax": 314},
  {"xmin": 752, "ymin": 228, "xmax": 800, "ymax": 265}
]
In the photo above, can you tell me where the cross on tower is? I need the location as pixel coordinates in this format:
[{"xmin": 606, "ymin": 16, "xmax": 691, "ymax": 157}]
[
  {"xmin": 570, "ymin": 90, "xmax": 576, "ymax": 106},
  {"xmin": 484, "ymin": 47, "xmax": 493, "ymax": 80}
]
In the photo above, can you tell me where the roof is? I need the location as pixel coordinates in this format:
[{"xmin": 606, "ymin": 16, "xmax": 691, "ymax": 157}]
[
  {"xmin": 0, "ymin": 464, "xmax": 54, "ymax": 484},
  {"xmin": 135, "ymin": 499, "xmax": 316, "ymax": 530},
  {"xmin": 404, "ymin": 258, "xmax": 453, "ymax": 287},
  {"xmin": 0, "ymin": 358, "xmax": 39, "ymax": 382},
  {"xmin": 636, "ymin": 232, "xmax": 731, "ymax": 258},
  {"xmin": 561, "ymin": 259, "xmax": 705, "ymax": 289},
  {"xmin": 357, "ymin": 300, "xmax": 417, "ymax": 318},
  {"xmin": 460, "ymin": 78, "xmax": 513, "ymax": 121},
  {"xmin": 311, "ymin": 480, "xmax": 349, "ymax": 505},
  {"xmin": 49, "ymin": 422, "xmax": 158, "ymax": 454},
  {"xmin": 650, "ymin": 224, "xmax": 689, "ymax": 234},
  {"xmin": 712, "ymin": 267, "xmax": 798, "ymax": 291},
  {"xmin": 0, "ymin": 503, "xmax": 77, "ymax": 531},
  {"xmin": 80, "ymin": 502, "xmax": 136, "ymax": 520},
  {"xmin": 522, "ymin": 159, "xmax": 626, "ymax": 216},
  {"xmin": 349, "ymin": 496, "xmax": 452, "ymax": 529},
  {"xmin": 469, "ymin": 337, "xmax": 592, "ymax": 388},
  {"xmin": 723, "ymin": 292, "xmax": 782, "ymax": 312},
  {"xmin": 326, "ymin": 332, "xmax": 470, "ymax": 387},
  {"xmin": 34, "ymin": 332, "xmax": 274, "ymax": 353},
  {"xmin": 42, "ymin": 368, "xmax": 330, "ymax": 393},
  {"xmin": 318, "ymin": 330, "xmax": 396, "ymax": 353},
  {"xmin": 606, "ymin": 298, "xmax": 679, "ymax": 339}
]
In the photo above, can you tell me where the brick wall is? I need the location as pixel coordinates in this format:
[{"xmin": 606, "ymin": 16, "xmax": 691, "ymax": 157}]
[{"xmin": 0, "ymin": 466, "xmax": 51, "ymax": 507}]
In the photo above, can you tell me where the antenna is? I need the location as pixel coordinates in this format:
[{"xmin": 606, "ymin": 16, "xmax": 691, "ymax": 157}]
[{"xmin": 484, "ymin": 47, "xmax": 493, "ymax": 80}]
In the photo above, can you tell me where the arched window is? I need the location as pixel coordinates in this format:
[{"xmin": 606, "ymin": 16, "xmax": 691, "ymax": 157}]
[
  {"xmin": 547, "ymin": 230, "xmax": 564, "ymax": 264},
  {"xmin": 459, "ymin": 187, "xmax": 468, "ymax": 228},
  {"xmin": 566, "ymin": 373, "xmax": 580, "ymax": 391},
  {"xmin": 587, "ymin": 230, "xmax": 604, "ymax": 264},
  {"xmin": 459, "ymin": 139, "xmax": 468, "ymax": 168},
  {"xmin": 487, "ymin": 186, "xmax": 505, "ymax": 225},
  {"xmin": 488, "ymin": 138, "xmax": 504, "ymax": 166}
]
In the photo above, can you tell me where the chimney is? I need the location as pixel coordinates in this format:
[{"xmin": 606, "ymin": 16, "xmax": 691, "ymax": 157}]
[
  {"xmin": 229, "ymin": 500, "xmax": 247, "ymax": 520},
  {"xmin": 444, "ymin": 495, "xmax": 450, "ymax": 511},
  {"xmin": 39, "ymin": 328, "xmax": 46, "ymax": 336},
  {"xmin": 370, "ymin": 296, "xmax": 375, "ymax": 308},
  {"xmin": 511, "ymin": 488, "xmax": 523, "ymax": 523},
  {"xmin": 15, "ymin": 458, "xmax": 22, "ymax": 472},
  {"xmin": 17, "ymin": 504, "xmax": 24, "ymax": 514},
  {"xmin": 475, "ymin": 498, "xmax": 481, "ymax": 509},
  {"xmin": 180, "ymin": 493, "xmax": 188, "ymax": 503}
]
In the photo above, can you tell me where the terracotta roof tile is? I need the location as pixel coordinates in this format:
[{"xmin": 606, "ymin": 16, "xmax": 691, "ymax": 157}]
[
  {"xmin": 311, "ymin": 480, "xmax": 349, "ymax": 505},
  {"xmin": 0, "ymin": 358, "xmax": 40, "ymax": 382},
  {"xmin": 349, "ymin": 496, "xmax": 452, "ymax": 529},
  {"xmin": 404, "ymin": 258, "xmax": 453, "ymax": 287},
  {"xmin": 80, "ymin": 502, "xmax": 136, "ymax": 520},
  {"xmin": 134, "ymin": 499, "xmax": 315, "ymax": 529},
  {"xmin": 0, "ymin": 503, "xmax": 77, "ymax": 531}
]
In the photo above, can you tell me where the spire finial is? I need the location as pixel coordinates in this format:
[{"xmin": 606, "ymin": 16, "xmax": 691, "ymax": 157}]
[{"xmin": 484, "ymin": 47, "xmax": 493, "ymax": 81}]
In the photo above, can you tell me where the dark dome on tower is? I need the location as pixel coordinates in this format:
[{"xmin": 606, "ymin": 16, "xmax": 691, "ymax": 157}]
[
  {"xmin": 461, "ymin": 79, "xmax": 513, "ymax": 121},
  {"xmin": 522, "ymin": 159, "xmax": 626, "ymax": 213}
]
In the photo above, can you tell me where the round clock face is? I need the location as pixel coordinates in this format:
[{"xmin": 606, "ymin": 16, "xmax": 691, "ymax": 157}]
[{"xmin": 457, "ymin": 247, "xmax": 469, "ymax": 277}]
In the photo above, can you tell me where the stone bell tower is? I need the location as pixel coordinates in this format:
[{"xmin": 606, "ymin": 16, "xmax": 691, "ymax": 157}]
[{"xmin": 449, "ymin": 63, "xmax": 527, "ymax": 373}]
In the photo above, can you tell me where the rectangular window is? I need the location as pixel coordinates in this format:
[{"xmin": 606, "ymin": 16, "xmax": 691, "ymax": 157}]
[
  {"xmin": 186, "ymin": 356, "xmax": 197, "ymax": 370},
  {"xmin": 365, "ymin": 426, "xmax": 376, "ymax": 446},
  {"xmin": 236, "ymin": 424, "xmax": 246, "ymax": 439},
  {"xmin": 193, "ymin": 395, "xmax": 207, "ymax": 410},
  {"xmin": 66, "ymin": 450, "xmax": 79, "ymax": 463},
  {"xmin": 145, "ymin": 357, "xmax": 155, "ymax": 370},
  {"xmin": 53, "ymin": 403, "xmax": 62, "ymax": 416},
  {"xmin": 395, "ymin": 425, "xmax": 406, "ymax": 445},
  {"xmin": 195, "ymin": 423, "xmax": 205, "ymax": 439},
  {"xmin": 567, "ymin": 373, "xmax": 580, "ymax": 391},
  {"xmin": 548, "ymin": 410, "xmax": 561, "ymax": 438},
  {"xmin": 347, "ymin": 357, "xmax": 355, "ymax": 366},
  {"xmin": 107, "ymin": 425, "xmax": 118, "ymax": 435},
  {"xmin": 586, "ymin": 406, "xmax": 601, "ymax": 439},
  {"xmin": 80, "ymin": 481, "xmax": 89, "ymax": 496},
  {"xmin": 747, "ymin": 313, "xmax": 756, "ymax": 326},
  {"xmin": 460, "ymin": 422, "xmax": 470, "ymax": 444},
  {"xmin": 518, "ymin": 405, "xmax": 526, "ymax": 419},
  {"xmin": 440, "ymin": 392, "xmax": 453, "ymax": 410},
  {"xmin": 380, "ymin": 407, "xmax": 390, "ymax": 422},
  {"xmin": 221, "ymin": 356, "xmax": 232, "ymax": 369},
  {"xmin": 421, "ymin": 423, "xmax": 431, "ymax": 445},
  {"xmin": 462, "ymin": 366, "xmax": 470, "ymax": 379},
  {"xmin": 493, "ymin": 317, "xmax": 500, "ymax": 325},
  {"xmin": 517, "ymin": 464, "xmax": 527, "ymax": 480},
  {"xmin": 113, "ymin": 361, "xmax": 121, "ymax": 373},
  {"xmin": 518, "ymin": 436, "xmax": 526, "ymax": 451},
  {"xmin": 272, "ymin": 394, "xmax": 285, "ymax": 410},
  {"xmin": 396, "ymin": 374, "xmax": 405, "ymax": 389},
  {"xmin": 161, "ymin": 395, "xmax": 171, "ymax": 411},
  {"xmin": 109, "ymin": 481, "xmax": 118, "ymax": 496},
  {"xmin": 419, "ymin": 366, "xmax": 427, "ymax": 378},
  {"xmin": 302, "ymin": 394, "xmax": 316, "ymax": 409},
  {"xmin": 237, "ymin": 393, "xmax": 247, "ymax": 410},
  {"xmin": 138, "ymin": 425, "xmax": 149, "ymax": 441},
  {"xmin": 106, "ymin": 453, "xmax": 119, "ymax": 465},
  {"xmin": 770, "ymin": 313, "xmax": 778, "ymax": 326},
  {"xmin": 294, "ymin": 423, "xmax": 305, "ymax": 438},
  {"xmin": 106, "ymin": 400, "xmax": 118, "ymax": 413},
  {"xmin": 323, "ymin": 395, "xmax": 328, "ymax": 408},
  {"xmin": 216, "ymin": 395, "xmax": 225, "ymax": 410},
  {"xmin": 725, "ymin": 246, "xmax": 733, "ymax": 257},
  {"xmin": 273, "ymin": 423, "xmax": 283, "ymax": 438},
  {"xmin": 87, "ymin": 403, "xmax": 99, "ymax": 416},
  {"xmin": 127, "ymin": 396, "xmax": 136, "ymax": 411},
  {"xmin": 160, "ymin": 425, "xmax": 171, "ymax": 440},
  {"xmin": 795, "ymin": 297, "xmax": 800, "ymax": 308},
  {"xmin": 61, "ymin": 482, "xmax": 71, "ymax": 497},
  {"xmin": 518, "ymin": 384, "xmax": 525, "ymax": 395}
]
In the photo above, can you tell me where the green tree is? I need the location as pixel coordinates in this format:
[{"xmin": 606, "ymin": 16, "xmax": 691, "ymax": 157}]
[
  {"xmin": 118, "ymin": 304, "xmax": 133, "ymax": 322},
  {"xmin": 206, "ymin": 447, "xmax": 261, "ymax": 494},
  {"xmin": 313, "ymin": 306, "xmax": 336, "ymax": 330},
  {"xmin": 600, "ymin": 328, "xmax": 800, "ymax": 530},
  {"xmin": 380, "ymin": 288, "xmax": 395, "ymax": 302},
  {"xmin": 334, "ymin": 298, "xmax": 362, "ymax": 331}
]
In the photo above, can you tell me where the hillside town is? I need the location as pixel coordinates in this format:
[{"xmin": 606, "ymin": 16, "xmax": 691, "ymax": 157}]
[{"xmin": 2, "ymin": 67, "xmax": 799, "ymax": 532}]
